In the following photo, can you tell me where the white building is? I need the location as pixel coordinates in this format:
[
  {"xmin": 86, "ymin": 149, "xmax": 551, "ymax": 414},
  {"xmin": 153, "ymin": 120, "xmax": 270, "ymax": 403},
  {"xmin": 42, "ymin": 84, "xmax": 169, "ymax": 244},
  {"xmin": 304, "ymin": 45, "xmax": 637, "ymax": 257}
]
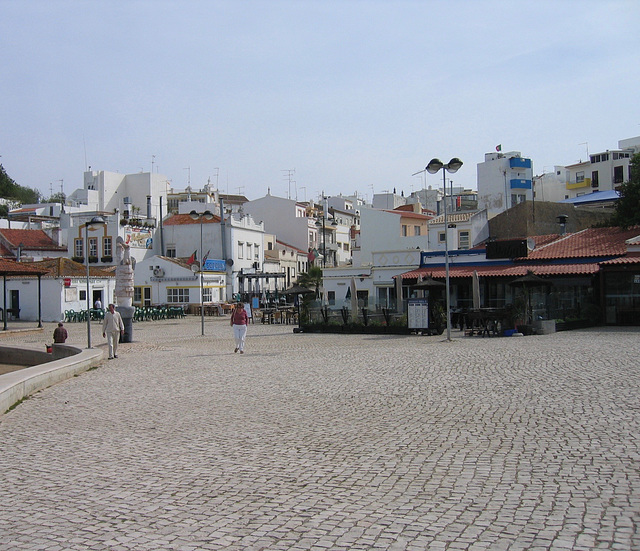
[
  {"xmin": 243, "ymin": 193, "xmax": 316, "ymax": 255},
  {"xmin": 160, "ymin": 208, "xmax": 266, "ymax": 301},
  {"xmin": 133, "ymin": 255, "xmax": 226, "ymax": 308},
  {"xmin": 533, "ymin": 136, "xmax": 640, "ymax": 204},
  {"xmin": 0, "ymin": 257, "xmax": 115, "ymax": 322},
  {"xmin": 477, "ymin": 151, "xmax": 533, "ymax": 218},
  {"xmin": 427, "ymin": 210, "xmax": 489, "ymax": 251},
  {"xmin": 70, "ymin": 170, "xmax": 169, "ymax": 223},
  {"xmin": 351, "ymin": 206, "xmax": 430, "ymax": 267}
]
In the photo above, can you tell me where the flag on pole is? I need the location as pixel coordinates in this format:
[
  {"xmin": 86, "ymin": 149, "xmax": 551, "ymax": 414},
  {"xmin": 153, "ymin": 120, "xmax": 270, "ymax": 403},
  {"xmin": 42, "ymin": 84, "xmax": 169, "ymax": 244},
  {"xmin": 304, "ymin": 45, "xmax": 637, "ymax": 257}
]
[
  {"xmin": 186, "ymin": 250, "xmax": 197, "ymax": 265},
  {"xmin": 203, "ymin": 250, "xmax": 210, "ymax": 264},
  {"xmin": 307, "ymin": 248, "xmax": 318, "ymax": 262},
  {"xmin": 496, "ymin": 144, "xmax": 502, "ymax": 152}
]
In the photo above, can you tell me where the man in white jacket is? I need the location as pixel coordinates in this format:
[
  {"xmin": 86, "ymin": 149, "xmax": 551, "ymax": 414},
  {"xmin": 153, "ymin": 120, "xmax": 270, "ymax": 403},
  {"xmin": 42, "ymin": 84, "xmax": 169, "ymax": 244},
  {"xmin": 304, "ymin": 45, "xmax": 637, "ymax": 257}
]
[{"xmin": 102, "ymin": 303, "xmax": 125, "ymax": 359}]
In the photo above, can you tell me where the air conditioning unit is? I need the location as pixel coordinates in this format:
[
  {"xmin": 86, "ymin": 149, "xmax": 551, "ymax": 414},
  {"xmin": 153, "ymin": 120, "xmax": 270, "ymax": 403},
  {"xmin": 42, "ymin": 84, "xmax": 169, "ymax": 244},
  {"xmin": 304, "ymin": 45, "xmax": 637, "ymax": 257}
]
[{"xmin": 153, "ymin": 267, "xmax": 165, "ymax": 277}]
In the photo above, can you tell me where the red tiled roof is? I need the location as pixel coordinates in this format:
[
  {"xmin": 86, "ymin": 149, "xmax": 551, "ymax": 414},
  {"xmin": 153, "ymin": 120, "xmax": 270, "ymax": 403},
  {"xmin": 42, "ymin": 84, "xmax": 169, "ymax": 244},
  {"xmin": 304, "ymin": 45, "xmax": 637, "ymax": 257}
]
[
  {"xmin": 23, "ymin": 258, "xmax": 115, "ymax": 278},
  {"xmin": 599, "ymin": 253, "xmax": 640, "ymax": 265},
  {"xmin": 382, "ymin": 210, "xmax": 431, "ymax": 220},
  {"xmin": 0, "ymin": 242, "xmax": 13, "ymax": 257},
  {"xmin": 0, "ymin": 258, "xmax": 51, "ymax": 276},
  {"xmin": 0, "ymin": 229, "xmax": 66, "ymax": 250},
  {"xmin": 163, "ymin": 213, "xmax": 221, "ymax": 226},
  {"xmin": 524, "ymin": 226, "xmax": 640, "ymax": 260},
  {"xmin": 401, "ymin": 263, "xmax": 599, "ymax": 280}
]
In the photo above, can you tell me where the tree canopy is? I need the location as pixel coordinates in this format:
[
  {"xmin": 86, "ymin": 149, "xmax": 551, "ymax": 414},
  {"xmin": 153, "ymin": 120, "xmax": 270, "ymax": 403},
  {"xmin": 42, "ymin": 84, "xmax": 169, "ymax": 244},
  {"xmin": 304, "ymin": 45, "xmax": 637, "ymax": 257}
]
[
  {"xmin": 611, "ymin": 153, "xmax": 640, "ymax": 229},
  {"xmin": 0, "ymin": 164, "xmax": 41, "ymax": 206},
  {"xmin": 297, "ymin": 265, "xmax": 323, "ymax": 297}
]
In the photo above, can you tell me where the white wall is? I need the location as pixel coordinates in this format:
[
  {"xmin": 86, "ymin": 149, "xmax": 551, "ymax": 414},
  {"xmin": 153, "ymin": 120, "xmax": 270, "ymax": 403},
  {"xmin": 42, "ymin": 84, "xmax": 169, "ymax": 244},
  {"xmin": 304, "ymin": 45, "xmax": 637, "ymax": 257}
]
[
  {"xmin": 243, "ymin": 194, "xmax": 314, "ymax": 253},
  {"xmin": 354, "ymin": 207, "xmax": 426, "ymax": 267},
  {"xmin": 1, "ymin": 276, "xmax": 115, "ymax": 322}
]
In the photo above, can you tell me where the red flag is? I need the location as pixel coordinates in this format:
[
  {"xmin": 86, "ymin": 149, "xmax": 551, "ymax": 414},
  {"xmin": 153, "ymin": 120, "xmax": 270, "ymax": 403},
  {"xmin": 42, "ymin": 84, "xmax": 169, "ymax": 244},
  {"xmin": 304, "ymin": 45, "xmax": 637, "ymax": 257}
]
[{"xmin": 187, "ymin": 250, "xmax": 197, "ymax": 265}]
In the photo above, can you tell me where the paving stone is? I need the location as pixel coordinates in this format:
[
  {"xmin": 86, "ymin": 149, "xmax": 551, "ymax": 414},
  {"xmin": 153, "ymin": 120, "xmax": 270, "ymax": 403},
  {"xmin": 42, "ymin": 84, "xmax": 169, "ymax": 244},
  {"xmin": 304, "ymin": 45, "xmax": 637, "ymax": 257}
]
[{"xmin": 1, "ymin": 320, "xmax": 639, "ymax": 549}]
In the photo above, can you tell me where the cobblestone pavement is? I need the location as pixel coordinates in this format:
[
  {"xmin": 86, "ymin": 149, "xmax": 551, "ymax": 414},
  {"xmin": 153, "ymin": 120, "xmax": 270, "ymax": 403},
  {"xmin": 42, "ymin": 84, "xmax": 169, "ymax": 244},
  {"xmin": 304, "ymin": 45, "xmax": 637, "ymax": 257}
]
[{"xmin": 1, "ymin": 318, "xmax": 639, "ymax": 550}]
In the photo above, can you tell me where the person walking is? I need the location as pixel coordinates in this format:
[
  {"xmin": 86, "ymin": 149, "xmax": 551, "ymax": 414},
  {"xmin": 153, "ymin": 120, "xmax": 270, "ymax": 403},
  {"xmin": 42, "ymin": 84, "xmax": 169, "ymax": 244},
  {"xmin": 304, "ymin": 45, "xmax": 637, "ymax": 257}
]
[
  {"xmin": 102, "ymin": 303, "xmax": 125, "ymax": 359},
  {"xmin": 53, "ymin": 322, "xmax": 68, "ymax": 343},
  {"xmin": 230, "ymin": 301, "xmax": 249, "ymax": 354}
]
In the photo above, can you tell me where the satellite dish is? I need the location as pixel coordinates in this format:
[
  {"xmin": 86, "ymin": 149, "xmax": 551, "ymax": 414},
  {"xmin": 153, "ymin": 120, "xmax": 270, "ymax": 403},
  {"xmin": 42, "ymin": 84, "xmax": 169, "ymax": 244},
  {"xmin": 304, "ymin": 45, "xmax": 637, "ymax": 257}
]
[{"xmin": 527, "ymin": 237, "xmax": 536, "ymax": 251}]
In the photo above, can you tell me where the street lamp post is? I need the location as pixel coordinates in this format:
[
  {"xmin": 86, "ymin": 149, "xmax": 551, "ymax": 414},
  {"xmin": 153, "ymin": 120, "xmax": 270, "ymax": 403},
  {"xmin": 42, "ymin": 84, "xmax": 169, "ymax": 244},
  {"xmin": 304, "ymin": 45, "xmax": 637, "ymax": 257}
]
[
  {"xmin": 426, "ymin": 157, "xmax": 463, "ymax": 341},
  {"xmin": 316, "ymin": 215, "xmax": 327, "ymax": 268},
  {"xmin": 190, "ymin": 209, "xmax": 214, "ymax": 336},
  {"xmin": 85, "ymin": 216, "xmax": 106, "ymax": 349}
]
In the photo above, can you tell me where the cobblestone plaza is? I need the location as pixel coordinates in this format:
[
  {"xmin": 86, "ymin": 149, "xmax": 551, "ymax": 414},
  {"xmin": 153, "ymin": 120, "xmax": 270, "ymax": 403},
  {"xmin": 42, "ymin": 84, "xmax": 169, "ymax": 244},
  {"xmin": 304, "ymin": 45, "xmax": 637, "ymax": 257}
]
[{"xmin": 1, "ymin": 318, "xmax": 639, "ymax": 550}]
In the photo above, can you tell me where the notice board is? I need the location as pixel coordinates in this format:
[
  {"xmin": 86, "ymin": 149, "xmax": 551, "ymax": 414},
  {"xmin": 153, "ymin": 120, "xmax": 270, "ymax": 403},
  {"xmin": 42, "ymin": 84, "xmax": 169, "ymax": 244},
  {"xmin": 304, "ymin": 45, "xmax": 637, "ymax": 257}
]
[{"xmin": 408, "ymin": 298, "xmax": 429, "ymax": 329}]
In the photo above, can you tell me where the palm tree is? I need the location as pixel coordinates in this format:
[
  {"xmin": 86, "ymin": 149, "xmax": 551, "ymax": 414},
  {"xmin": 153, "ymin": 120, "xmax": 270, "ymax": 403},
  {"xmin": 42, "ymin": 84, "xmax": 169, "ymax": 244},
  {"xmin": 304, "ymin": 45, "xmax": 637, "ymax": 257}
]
[{"xmin": 297, "ymin": 266, "xmax": 323, "ymax": 298}]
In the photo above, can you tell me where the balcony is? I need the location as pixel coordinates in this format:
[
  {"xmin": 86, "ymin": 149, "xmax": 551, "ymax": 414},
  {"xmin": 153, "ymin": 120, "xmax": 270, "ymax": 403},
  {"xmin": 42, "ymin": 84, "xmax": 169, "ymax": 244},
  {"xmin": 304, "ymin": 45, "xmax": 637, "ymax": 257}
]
[
  {"xmin": 510, "ymin": 179, "xmax": 532, "ymax": 190},
  {"xmin": 509, "ymin": 157, "xmax": 532, "ymax": 169},
  {"xmin": 566, "ymin": 178, "xmax": 591, "ymax": 190}
]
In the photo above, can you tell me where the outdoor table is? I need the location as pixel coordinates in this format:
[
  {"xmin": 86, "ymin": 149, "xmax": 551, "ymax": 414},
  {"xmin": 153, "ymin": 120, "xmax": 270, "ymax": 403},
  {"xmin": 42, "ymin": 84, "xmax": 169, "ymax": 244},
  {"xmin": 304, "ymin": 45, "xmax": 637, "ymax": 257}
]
[{"xmin": 465, "ymin": 308, "xmax": 508, "ymax": 337}]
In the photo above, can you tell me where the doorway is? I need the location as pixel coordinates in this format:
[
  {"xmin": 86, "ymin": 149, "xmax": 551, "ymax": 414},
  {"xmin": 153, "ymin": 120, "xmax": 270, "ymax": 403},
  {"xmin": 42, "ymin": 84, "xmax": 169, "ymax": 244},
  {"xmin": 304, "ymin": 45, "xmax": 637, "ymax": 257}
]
[{"xmin": 10, "ymin": 290, "xmax": 20, "ymax": 319}]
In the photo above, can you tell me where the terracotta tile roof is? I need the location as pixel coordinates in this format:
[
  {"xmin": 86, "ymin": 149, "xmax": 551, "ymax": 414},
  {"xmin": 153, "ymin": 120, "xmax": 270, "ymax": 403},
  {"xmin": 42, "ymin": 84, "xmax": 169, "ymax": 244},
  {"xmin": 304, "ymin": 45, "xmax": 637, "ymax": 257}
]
[
  {"xmin": 0, "ymin": 242, "xmax": 13, "ymax": 257},
  {"xmin": 23, "ymin": 258, "xmax": 115, "ymax": 278},
  {"xmin": 524, "ymin": 226, "xmax": 640, "ymax": 260},
  {"xmin": 0, "ymin": 229, "xmax": 66, "ymax": 251},
  {"xmin": 382, "ymin": 210, "xmax": 431, "ymax": 220},
  {"xmin": 599, "ymin": 253, "xmax": 640, "ymax": 265},
  {"xmin": 401, "ymin": 263, "xmax": 599, "ymax": 280},
  {"xmin": 276, "ymin": 240, "xmax": 307, "ymax": 253},
  {"xmin": 162, "ymin": 256, "xmax": 199, "ymax": 270},
  {"xmin": 530, "ymin": 234, "xmax": 561, "ymax": 248},
  {"xmin": 0, "ymin": 258, "xmax": 50, "ymax": 276},
  {"xmin": 163, "ymin": 213, "xmax": 221, "ymax": 226},
  {"xmin": 428, "ymin": 212, "xmax": 474, "ymax": 225}
]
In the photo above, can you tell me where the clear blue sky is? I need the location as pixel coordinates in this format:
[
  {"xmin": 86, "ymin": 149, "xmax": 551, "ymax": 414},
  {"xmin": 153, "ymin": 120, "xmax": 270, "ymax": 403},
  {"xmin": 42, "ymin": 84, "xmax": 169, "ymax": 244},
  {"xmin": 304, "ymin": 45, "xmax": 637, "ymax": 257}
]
[{"xmin": 2, "ymin": 0, "xmax": 639, "ymax": 203}]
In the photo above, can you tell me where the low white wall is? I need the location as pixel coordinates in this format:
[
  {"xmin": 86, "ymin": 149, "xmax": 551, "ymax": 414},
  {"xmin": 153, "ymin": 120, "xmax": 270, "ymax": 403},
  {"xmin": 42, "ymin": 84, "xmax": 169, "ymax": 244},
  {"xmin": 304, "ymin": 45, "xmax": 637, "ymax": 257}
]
[{"xmin": 0, "ymin": 344, "xmax": 103, "ymax": 416}]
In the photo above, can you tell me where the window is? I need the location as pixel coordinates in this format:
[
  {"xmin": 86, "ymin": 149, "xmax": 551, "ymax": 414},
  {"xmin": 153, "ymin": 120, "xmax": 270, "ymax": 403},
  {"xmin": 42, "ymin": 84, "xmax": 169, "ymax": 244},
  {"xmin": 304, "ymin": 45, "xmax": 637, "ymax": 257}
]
[
  {"xmin": 79, "ymin": 290, "xmax": 86, "ymax": 301},
  {"xmin": 254, "ymin": 244, "xmax": 260, "ymax": 260},
  {"xmin": 267, "ymin": 242, "xmax": 273, "ymax": 250},
  {"xmin": 414, "ymin": 226, "xmax": 421, "ymax": 236},
  {"xmin": 327, "ymin": 291, "xmax": 335, "ymax": 305},
  {"xmin": 458, "ymin": 230, "xmax": 470, "ymax": 250},
  {"xmin": 202, "ymin": 287, "xmax": 212, "ymax": 302},
  {"xmin": 75, "ymin": 238, "xmax": 83, "ymax": 258},
  {"xmin": 134, "ymin": 287, "xmax": 142, "ymax": 304},
  {"xmin": 402, "ymin": 225, "xmax": 408, "ymax": 236},
  {"xmin": 247, "ymin": 243, "xmax": 252, "ymax": 260},
  {"xmin": 89, "ymin": 237, "xmax": 98, "ymax": 258},
  {"xmin": 167, "ymin": 288, "xmax": 190, "ymax": 303},
  {"xmin": 103, "ymin": 236, "xmax": 112, "ymax": 257},
  {"xmin": 576, "ymin": 171, "xmax": 584, "ymax": 183},
  {"xmin": 238, "ymin": 242, "xmax": 244, "ymax": 259},
  {"xmin": 438, "ymin": 232, "xmax": 446, "ymax": 243},
  {"xmin": 614, "ymin": 166, "xmax": 624, "ymax": 184},
  {"xmin": 591, "ymin": 171, "xmax": 599, "ymax": 188},
  {"xmin": 343, "ymin": 242, "xmax": 349, "ymax": 251},
  {"xmin": 166, "ymin": 247, "xmax": 176, "ymax": 258}
]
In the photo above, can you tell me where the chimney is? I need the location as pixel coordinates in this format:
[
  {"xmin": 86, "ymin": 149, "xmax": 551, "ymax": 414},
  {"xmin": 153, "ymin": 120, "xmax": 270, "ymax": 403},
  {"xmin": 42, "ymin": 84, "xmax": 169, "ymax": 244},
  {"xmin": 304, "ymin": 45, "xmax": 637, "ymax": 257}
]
[{"xmin": 557, "ymin": 214, "xmax": 568, "ymax": 235}]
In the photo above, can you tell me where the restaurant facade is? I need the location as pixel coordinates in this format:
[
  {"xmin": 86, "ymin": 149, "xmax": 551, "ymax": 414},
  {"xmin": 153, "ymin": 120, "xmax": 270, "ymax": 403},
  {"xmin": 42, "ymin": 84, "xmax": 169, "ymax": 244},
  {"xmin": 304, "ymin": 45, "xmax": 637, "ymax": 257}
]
[{"xmin": 398, "ymin": 226, "xmax": 640, "ymax": 326}]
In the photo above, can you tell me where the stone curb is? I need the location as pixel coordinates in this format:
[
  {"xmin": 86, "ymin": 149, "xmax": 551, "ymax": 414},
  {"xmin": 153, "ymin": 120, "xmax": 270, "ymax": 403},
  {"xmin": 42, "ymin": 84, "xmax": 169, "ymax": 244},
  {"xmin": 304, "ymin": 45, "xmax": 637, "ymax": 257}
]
[{"xmin": 0, "ymin": 344, "xmax": 103, "ymax": 415}]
